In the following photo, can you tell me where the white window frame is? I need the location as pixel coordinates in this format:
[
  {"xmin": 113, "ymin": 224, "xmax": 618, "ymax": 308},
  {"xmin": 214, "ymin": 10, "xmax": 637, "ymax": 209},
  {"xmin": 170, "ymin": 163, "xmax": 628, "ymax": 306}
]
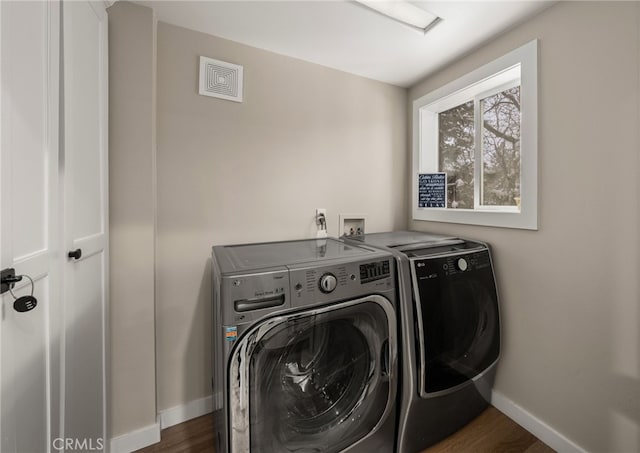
[{"xmin": 412, "ymin": 39, "xmax": 538, "ymax": 230}]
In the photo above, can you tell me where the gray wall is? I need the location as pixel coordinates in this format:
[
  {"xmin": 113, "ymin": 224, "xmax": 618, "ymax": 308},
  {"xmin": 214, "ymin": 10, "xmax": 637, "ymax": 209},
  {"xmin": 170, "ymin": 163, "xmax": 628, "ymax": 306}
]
[
  {"xmin": 109, "ymin": 6, "xmax": 407, "ymax": 437},
  {"xmin": 108, "ymin": 1, "xmax": 157, "ymax": 438},
  {"xmin": 154, "ymin": 23, "xmax": 408, "ymax": 413},
  {"xmin": 409, "ymin": 2, "xmax": 640, "ymax": 452}
]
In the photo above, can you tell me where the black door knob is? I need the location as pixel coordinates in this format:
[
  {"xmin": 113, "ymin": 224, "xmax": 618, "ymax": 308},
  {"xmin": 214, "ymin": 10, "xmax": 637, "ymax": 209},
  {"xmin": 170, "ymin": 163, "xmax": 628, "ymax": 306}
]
[{"xmin": 68, "ymin": 249, "xmax": 82, "ymax": 260}]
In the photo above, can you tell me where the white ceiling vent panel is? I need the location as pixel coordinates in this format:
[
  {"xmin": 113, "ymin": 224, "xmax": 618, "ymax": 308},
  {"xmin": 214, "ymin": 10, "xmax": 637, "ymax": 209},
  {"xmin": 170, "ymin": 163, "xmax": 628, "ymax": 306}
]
[{"xmin": 199, "ymin": 56, "xmax": 243, "ymax": 103}]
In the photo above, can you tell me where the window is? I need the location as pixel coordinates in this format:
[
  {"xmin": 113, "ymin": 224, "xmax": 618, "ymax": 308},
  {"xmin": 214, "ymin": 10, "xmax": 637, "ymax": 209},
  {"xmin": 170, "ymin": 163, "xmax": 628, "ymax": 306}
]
[{"xmin": 413, "ymin": 40, "xmax": 538, "ymax": 230}]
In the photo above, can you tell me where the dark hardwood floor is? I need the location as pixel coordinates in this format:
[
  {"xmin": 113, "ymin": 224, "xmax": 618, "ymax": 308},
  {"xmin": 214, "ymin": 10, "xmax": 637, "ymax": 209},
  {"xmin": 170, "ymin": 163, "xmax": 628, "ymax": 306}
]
[
  {"xmin": 422, "ymin": 407, "xmax": 555, "ymax": 453},
  {"xmin": 136, "ymin": 413, "xmax": 216, "ymax": 453},
  {"xmin": 135, "ymin": 406, "xmax": 555, "ymax": 453}
]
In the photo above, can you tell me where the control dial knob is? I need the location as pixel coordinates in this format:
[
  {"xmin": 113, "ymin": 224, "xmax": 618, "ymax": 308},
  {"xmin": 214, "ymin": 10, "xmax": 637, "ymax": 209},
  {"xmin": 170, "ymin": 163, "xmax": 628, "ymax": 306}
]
[
  {"xmin": 319, "ymin": 273, "xmax": 338, "ymax": 293},
  {"xmin": 456, "ymin": 258, "xmax": 469, "ymax": 271}
]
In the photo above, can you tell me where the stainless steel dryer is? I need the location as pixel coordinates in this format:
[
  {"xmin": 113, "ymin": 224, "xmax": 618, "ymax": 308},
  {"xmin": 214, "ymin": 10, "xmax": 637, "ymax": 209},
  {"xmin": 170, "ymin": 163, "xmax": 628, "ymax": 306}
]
[
  {"xmin": 348, "ymin": 231, "xmax": 501, "ymax": 452},
  {"xmin": 212, "ymin": 238, "xmax": 398, "ymax": 453}
]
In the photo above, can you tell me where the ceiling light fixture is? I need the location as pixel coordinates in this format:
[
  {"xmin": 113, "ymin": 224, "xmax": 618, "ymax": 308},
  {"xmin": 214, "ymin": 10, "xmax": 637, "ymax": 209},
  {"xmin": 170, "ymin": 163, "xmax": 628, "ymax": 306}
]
[{"xmin": 354, "ymin": 1, "xmax": 441, "ymax": 34}]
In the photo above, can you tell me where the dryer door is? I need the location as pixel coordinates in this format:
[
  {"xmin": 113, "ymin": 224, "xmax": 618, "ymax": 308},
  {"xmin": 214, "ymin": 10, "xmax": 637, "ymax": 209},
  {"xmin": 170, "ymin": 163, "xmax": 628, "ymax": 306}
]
[
  {"xmin": 411, "ymin": 249, "xmax": 500, "ymax": 396},
  {"xmin": 228, "ymin": 295, "xmax": 396, "ymax": 453}
]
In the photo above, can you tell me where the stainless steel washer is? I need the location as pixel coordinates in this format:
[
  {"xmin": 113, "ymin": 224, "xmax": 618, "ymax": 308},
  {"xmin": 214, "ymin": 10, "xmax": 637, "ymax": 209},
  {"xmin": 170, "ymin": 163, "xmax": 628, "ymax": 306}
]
[{"xmin": 212, "ymin": 238, "xmax": 398, "ymax": 453}]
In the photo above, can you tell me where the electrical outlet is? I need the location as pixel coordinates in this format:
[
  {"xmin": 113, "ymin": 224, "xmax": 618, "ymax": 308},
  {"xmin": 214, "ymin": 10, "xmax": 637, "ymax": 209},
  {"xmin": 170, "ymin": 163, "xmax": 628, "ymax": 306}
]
[
  {"xmin": 315, "ymin": 208, "xmax": 327, "ymax": 225},
  {"xmin": 315, "ymin": 209, "xmax": 328, "ymax": 238}
]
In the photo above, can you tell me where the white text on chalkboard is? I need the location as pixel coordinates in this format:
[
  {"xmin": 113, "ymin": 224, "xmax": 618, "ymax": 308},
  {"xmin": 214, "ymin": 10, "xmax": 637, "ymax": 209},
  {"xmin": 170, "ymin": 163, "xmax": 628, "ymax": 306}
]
[{"xmin": 418, "ymin": 173, "xmax": 447, "ymax": 208}]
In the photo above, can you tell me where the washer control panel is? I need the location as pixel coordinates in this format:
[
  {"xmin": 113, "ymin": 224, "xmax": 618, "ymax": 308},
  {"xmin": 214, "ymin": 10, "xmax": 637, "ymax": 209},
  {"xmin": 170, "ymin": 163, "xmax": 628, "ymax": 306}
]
[
  {"xmin": 288, "ymin": 256, "xmax": 394, "ymax": 308},
  {"xmin": 360, "ymin": 260, "xmax": 391, "ymax": 283}
]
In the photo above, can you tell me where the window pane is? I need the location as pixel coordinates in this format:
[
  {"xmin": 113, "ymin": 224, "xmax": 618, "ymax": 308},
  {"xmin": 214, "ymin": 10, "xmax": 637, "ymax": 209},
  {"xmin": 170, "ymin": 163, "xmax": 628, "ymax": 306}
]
[
  {"xmin": 438, "ymin": 100, "xmax": 474, "ymax": 209},
  {"xmin": 481, "ymin": 86, "xmax": 520, "ymax": 207}
]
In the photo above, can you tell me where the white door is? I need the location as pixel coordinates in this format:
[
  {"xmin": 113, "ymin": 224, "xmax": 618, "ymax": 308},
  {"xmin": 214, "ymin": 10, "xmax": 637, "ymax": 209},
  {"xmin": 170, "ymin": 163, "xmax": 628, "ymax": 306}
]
[
  {"xmin": 62, "ymin": 0, "xmax": 108, "ymax": 450},
  {"xmin": 0, "ymin": 2, "xmax": 62, "ymax": 452},
  {"xmin": 0, "ymin": 1, "xmax": 108, "ymax": 451}
]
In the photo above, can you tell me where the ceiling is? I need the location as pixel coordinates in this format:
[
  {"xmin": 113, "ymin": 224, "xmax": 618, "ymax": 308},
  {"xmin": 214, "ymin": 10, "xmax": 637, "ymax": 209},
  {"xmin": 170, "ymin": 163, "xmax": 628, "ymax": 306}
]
[{"xmin": 136, "ymin": 1, "xmax": 554, "ymax": 88}]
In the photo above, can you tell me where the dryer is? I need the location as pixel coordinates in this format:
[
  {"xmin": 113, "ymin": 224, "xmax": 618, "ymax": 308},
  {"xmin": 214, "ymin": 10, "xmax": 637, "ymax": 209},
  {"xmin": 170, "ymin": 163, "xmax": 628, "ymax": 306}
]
[
  {"xmin": 350, "ymin": 231, "xmax": 501, "ymax": 452},
  {"xmin": 212, "ymin": 238, "xmax": 398, "ymax": 453}
]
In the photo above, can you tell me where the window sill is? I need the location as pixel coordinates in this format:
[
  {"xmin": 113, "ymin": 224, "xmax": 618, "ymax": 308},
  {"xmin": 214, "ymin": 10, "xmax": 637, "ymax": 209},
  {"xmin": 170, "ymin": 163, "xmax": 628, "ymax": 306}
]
[{"xmin": 413, "ymin": 205, "xmax": 536, "ymax": 230}]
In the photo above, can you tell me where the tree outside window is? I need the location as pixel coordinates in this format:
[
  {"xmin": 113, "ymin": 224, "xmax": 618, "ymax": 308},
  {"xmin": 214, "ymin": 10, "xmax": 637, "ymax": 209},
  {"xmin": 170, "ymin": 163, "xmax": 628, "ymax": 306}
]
[
  {"xmin": 481, "ymin": 86, "xmax": 520, "ymax": 207},
  {"xmin": 437, "ymin": 86, "xmax": 521, "ymax": 209}
]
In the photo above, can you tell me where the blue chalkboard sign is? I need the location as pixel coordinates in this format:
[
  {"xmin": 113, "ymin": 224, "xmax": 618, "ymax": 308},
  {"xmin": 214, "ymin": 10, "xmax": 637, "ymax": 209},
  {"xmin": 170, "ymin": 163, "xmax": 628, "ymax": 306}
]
[{"xmin": 418, "ymin": 173, "xmax": 447, "ymax": 208}]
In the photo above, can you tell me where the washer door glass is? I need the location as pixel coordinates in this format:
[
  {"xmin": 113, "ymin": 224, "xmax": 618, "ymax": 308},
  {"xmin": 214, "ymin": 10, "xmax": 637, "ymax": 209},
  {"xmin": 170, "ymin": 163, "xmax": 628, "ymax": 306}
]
[{"xmin": 246, "ymin": 300, "xmax": 392, "ymax": 453}]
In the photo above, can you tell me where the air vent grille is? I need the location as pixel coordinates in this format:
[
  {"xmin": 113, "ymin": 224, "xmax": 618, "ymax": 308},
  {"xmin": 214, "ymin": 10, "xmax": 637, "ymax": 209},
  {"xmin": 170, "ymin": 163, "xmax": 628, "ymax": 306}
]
[{"xmin": 199, "ymin": 56, "xmax": 243, "ymax": 103}]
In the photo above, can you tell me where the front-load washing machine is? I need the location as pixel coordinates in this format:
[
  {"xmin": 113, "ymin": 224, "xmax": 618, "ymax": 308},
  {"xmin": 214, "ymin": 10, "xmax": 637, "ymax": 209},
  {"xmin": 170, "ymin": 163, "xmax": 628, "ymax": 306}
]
[
  {"xmin": 211, "ymin": 238, "xmax": 398, "ymax": 453},
  {"xmin": 349, "ymin": 231, "xmax": 501, "ymax": 452}
]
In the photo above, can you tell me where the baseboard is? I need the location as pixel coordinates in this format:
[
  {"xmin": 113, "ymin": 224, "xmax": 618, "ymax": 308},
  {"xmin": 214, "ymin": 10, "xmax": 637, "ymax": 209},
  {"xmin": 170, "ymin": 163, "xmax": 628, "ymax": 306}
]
[
  {"xmin": 159, "ymin": 393, "xmax": 218, "ymax": 429},
  {"xmin": 109, "ymin": 421, "xmax": 160, "ymax": 453},
  {"xmin": 107, "ymin": 394, "xmax": 220, "ymax": 452},
  {"xmin": 491, "ymin": 390, "xmax": 587, "ymax": 453}
]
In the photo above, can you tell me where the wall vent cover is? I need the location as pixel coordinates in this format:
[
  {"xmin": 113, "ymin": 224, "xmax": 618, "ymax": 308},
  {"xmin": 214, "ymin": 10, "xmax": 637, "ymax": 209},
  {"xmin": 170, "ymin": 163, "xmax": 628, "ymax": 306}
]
[{"xmin": 199, "ymin": 56, "xmax": 243, "ymax": 103}]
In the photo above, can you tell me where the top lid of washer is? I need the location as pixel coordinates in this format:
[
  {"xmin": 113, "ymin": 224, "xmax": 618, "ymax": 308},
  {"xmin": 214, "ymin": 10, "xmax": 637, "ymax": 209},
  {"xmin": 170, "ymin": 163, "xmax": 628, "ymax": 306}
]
[{"xmin": 213, "ymin": 238, "xmax": 379, "ymax": 272}]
